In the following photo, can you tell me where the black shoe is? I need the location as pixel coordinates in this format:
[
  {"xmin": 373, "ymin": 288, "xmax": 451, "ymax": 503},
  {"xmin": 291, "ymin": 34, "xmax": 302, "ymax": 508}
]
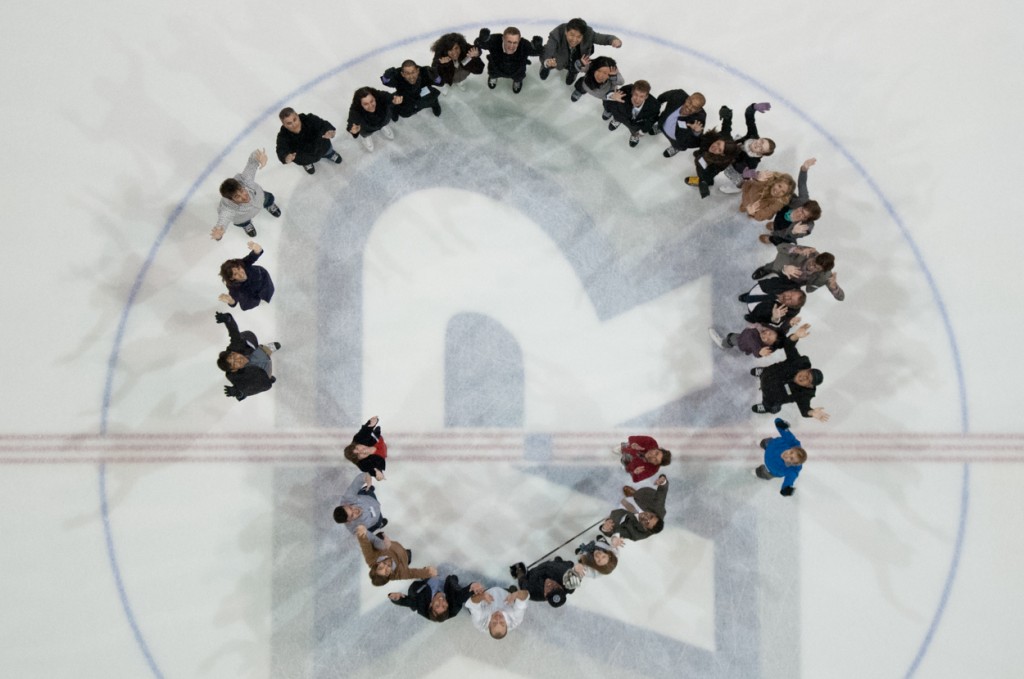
[
  {"xmin": 304, "ymin": 165, "xmax": 315, "ymax": 175},
  {"xmin": 431, "ymin": 102, "xmax": 442, "ymax": 116},
  {"xmin": 602, "ymin": 110, "xmax": 613, "ymax": 121},
  {"xmin": 608, "ymin": 120, "xmax": 621, "ymax": 131},
  {"xmin": 487, "ymin": 77, "xmax": 497, "ymax": 89},
  {"xmin": 752, "ymin": 266, "xmax": 771, "ymax": 279},
  {"xmin": 243, "ymin": 223, "xmax": 257, "ymax": 237},
  {"xmin": 750, "ymin": 367, "xmax": 764, "ymax": 376},
  {"xmin": 663, "ymin": 146, "xmax": 679, "ymax": 158},
  {"xmin": 752, "ymin": 404, "xmax": 767, "ymax": 414},
  {"xmin": 570, "ymin": 89, "xmax": 583, "ymax": 102},
  {"xmin": 267, "ymin": 204, "xmax": 281, "ymax": 218},
  {"xmin": 539, "ymin": 67, "xmax": 550, "ymax": 80},
  {"xmin": 629, "ymin": 132, "xmax": 640, "ymax": 147},
  {"xmin": 329, "ymin": 151, "xmax": 342, "ymax": 164},
  {"xmin": 759, "ymin": 438, "xmax": 770, "ymax": 450},
  {"xmin": 378, "ymin": 517, "xmax": 388, "ymax": 530},
  {"xmin": 565, "ymin": 70, "xmax": 576, "ymax": 85},
  {"xmin": 512, "ymin": 80, "xmax": 522, "ymax": 94}
]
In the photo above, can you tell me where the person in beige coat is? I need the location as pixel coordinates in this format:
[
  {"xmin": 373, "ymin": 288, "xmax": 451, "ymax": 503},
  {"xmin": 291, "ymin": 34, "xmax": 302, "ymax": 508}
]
[
  {"xmin": 739, "ymin": 171, "xmax": 796, "ymax": 221},
  {"xmin": 355, "ymin": 525, "xmax": 437, "ymax": 586}
]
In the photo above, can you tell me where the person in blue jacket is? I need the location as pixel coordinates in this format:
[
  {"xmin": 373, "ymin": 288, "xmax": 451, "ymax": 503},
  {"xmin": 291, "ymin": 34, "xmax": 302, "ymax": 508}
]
[{"xmin": 754, "ymin": 418, "xmax": 808, "ymax": 497}]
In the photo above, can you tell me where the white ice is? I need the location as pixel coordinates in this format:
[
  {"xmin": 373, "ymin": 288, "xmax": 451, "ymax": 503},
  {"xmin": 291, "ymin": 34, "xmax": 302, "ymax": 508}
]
[{"xmin": 1, "ymin": 2, "xmax": 1022, "ymax": 678}]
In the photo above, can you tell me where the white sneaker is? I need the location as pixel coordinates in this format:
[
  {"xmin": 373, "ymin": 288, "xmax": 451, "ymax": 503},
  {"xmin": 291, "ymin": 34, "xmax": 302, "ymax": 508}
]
[
  {"xmin": 381, "ymin": 125, "xmax": 394, "ymax": 140},
  {"xmin": 439, "ymin": 84, "xmax": 450, "ymax": 97},
  {"xmin": 360, "ymin": 135, "xmax": 374, "ymax": 152},
  {"xmin": 718, "ymin": 182, "xmax": 742, "ymax": 194},
  {"xmin": 455, "ymin": 79, "xmax": 467, "ymax": 90},
  {"xmin": 708, "ymin": 327, "xmax": 727, "ymax": 349}
]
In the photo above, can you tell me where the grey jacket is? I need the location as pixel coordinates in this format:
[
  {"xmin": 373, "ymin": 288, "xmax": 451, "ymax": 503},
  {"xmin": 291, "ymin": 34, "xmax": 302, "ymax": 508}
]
[
  {"xmin": 542, "ymin": 23, "xmax": 619, "ymax": 71},
  {"xmin": 215, "ymin": 150, "xmax": 268, "ymax": 227},
  {"xmin": 766, "ymin": 245, "xmax": 845, "ymax": 300},
  {"xmin": 338, "ymin": 473, "xmax": 384, "ymax": 534},
  {"xmin": 603, "ymin": 481, "xmax": 668, "ymax": 542}
]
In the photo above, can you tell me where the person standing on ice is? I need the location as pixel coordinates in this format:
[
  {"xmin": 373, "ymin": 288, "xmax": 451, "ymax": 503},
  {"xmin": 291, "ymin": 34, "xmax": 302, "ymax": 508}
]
[
  {"xmin": 617, "ymin": 435, "xmax": 672, "ymax": 484},
  {"xmin": 209, "ymin": 148, "xmax": 281, "ymax": 240},
  {"xmin": 343, "ymin": 415, "xmax": 388, "ymax": 486},
  {"xmin": 466, "ymin": 585, "xmax": 530, "ymax": 639},
  {"xmin": 275, "ymin": 107, "xmax": 343, "ymax": 175},
  {"xmin": 754, "ymin": 418, "xmax": 808, "ymax": 496}
]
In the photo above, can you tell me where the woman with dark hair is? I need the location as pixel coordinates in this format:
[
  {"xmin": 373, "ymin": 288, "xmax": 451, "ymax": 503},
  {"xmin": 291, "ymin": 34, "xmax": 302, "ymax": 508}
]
[
  {"xmin": 685, "ymin": 106, "xmax": 743, "ymax": 198},
  {"xmin": 430, "ymin": 32, "xmax": 483, "ymax": 92},
  {"xmin": 574, "ymin": 534, "xmax": 623, "ymax": 577},
  {"xmin": 218, "ymin": 241, "xmax": 274, "ymax": 310},
  {"xmin": 346, "ymin": 86, "xmax": 395, "ymax": 153},
  {"xmin": 570, "ymin": 55, "xmax": 623, "ymax": 103},
  {"xmin": 344, "ymin": 415, "xmax": 388, "ymax": 484}
]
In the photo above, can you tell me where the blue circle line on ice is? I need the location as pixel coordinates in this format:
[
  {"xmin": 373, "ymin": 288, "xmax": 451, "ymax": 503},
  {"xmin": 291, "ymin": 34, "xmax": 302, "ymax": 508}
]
[{"xmin": 97, "ymin": 21, "xmax": 968, "ymax": 679}]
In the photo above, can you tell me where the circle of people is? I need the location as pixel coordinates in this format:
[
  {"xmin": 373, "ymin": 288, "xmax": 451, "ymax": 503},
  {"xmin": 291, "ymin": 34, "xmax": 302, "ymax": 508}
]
[{"xmin": 206, "ymin": 17, "xmax": 844, "ymax": 638}]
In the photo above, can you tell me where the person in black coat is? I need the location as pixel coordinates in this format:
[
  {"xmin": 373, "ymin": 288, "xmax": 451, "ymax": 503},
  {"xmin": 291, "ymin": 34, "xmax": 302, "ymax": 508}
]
[
  {"xmin": 218, "ymin": 241, "xmax": 274, "ymax": 311},
  {"xmin": 751, "ymin": 336, "xmax": 830, "ymax": 421},
  {"xmin": 740, "ymin": 278, "xmax": 806, "ymax": 329},
  {"xmin": 346, "ymin": 87, "xmax": 396, "ymax": 152},
  {"xmin": 429, "ymin": 32, "xmax": 484, "ymax": 89},
  {"xmin": 685, "ymin": 106, "xmax": 742, "ymax": 198},
  {"xmin": 656, "ymin": 89, "xmax": 707, "ymax": 157},
  {"xmin": 509, "ymin": 558, "xmax": 577, "ymax": 608},
  {"xmin": 603, "ymin": 80, "xmax": 661, "ymax": 148},
  {"xmin": 275, "ymin": 108, "xmax": 342, "ymax": 175},
  {"xmin": 715, "ymin": 103, "xmax": 776, "ymax": 194},
  {"xmin": 380, "ymin": 60, "xmax": 443, "ymax": 119},
  {"xmin": 388, "ymin": 574, "xmax": 480, "ymax": 622},
  {"xmin": 215, "ymin": 312, "xmax": 278, "ymax": 401},
  {"xmin": 475, "ymin": 26, "xmax": 543, "ymax": 93}
]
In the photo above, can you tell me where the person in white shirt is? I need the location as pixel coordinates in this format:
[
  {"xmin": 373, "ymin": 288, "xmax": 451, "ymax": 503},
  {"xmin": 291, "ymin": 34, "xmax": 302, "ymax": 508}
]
[{"xmin": 465, "ymin": 586, "xmax": 529, "ymax": 639}]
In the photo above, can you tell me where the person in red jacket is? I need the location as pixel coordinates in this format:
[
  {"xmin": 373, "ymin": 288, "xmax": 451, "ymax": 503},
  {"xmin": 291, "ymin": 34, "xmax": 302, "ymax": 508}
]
[
  {"xmin": 344, "ymin": 416, "xmax": 389, "ymax": 485},
  {"xmin": 616, "ymin": 436, "xmax": 672, "ymax": 483}
]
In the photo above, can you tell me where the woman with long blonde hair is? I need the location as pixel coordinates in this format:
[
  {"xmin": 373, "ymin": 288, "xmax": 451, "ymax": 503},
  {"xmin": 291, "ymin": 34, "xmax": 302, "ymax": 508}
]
[{"xmin": 739, "ymin": 171, "xmax": 796, "ymax": 221}]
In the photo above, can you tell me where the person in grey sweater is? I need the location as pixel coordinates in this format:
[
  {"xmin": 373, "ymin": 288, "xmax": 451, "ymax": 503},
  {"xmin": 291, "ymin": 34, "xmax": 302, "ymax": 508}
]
[
  {"xmin": 332, "ymin": 473, "xmax": 388, "ymax": 534},
  {"xmin": 209, "ymin": 148, "xmax": 281, "ymax": 240}
]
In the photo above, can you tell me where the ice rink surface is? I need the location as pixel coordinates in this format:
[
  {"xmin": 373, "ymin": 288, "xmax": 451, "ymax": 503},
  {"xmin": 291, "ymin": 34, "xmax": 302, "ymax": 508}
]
[{"xmin": 2, "ymin": 1, "xmax": 1023, "ymax": 678}]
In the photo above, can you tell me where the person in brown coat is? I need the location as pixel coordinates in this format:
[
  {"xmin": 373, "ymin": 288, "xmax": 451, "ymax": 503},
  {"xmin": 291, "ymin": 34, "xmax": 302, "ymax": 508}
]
[
  {"xmin": 739, "ymin": 171, "xmax": 796, "ymax": 221},
  {"xmin": 355, "ymin": 525, "xmax": 436, "ymax": 586}
]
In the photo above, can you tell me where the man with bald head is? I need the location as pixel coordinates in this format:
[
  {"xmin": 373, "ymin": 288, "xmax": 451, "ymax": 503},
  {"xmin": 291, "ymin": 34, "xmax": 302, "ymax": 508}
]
[
  {"xmin": 656, "ymin": 89, "xmax": 707, "ymax": 157},
  {"xmin": 466, "ymin": 586, "xmax": 530, "ymax": 639},
  {"xmin": 599, "ymin": 474, "xmax": 669, "ymax": 542}
]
